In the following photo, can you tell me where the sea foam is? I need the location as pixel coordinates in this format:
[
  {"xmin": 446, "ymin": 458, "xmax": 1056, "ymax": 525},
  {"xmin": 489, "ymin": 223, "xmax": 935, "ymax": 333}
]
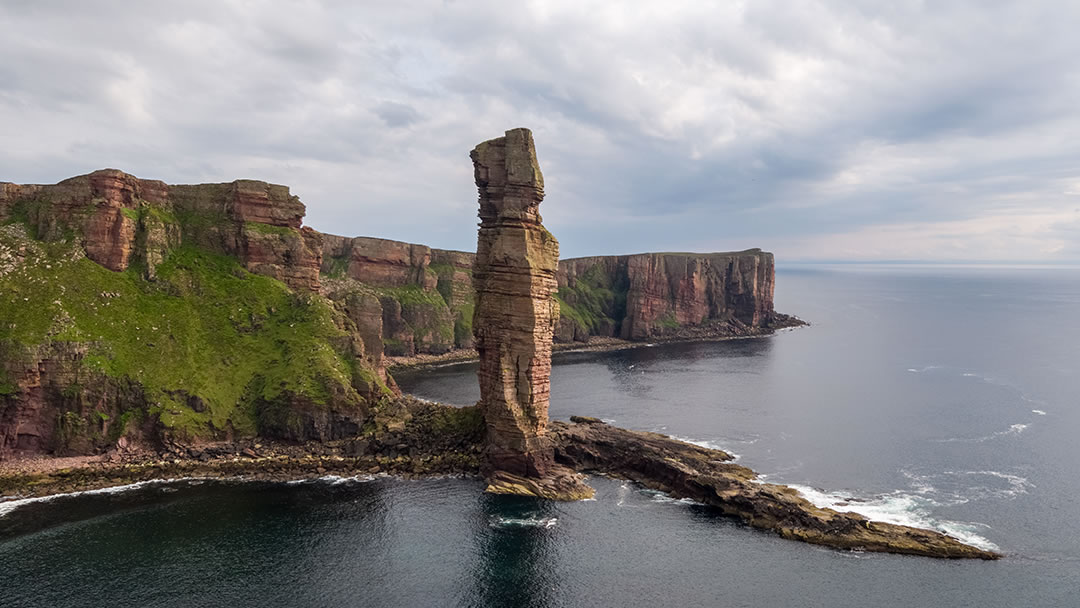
[
  {"xmin": 0, "ymin": 478, "xmax": 192, "ymax": 519},
  {"xmin": 490, "ymin": 516, "xmax": 557, "ymax": 529},
  {"xmin": 936, "ymin": 422, "xmax": 1030, "ymax": 443},
  {"xmin": 789, "ymin": 484, "xmax": 999, "ymax": 551}
]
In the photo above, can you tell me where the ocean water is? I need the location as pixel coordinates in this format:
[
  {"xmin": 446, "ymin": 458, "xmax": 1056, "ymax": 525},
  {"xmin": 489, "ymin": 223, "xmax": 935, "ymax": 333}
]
[{"xmin": 3, "ymin": 265, "xmax": 1079, "ymax": 607}]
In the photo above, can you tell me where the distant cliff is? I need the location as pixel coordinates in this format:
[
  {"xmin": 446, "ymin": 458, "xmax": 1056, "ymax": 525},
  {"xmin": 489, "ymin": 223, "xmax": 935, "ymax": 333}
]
[
  {"xmin": 315, "ymin": 235, "xmax": 792, "ymax": 358},
  {"xmin": 556, "ymin": 249, "xmax": 781, "ymax": 342}
]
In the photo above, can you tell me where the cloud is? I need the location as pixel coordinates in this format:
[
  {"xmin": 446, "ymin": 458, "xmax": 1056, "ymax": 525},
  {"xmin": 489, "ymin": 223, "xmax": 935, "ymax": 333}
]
[
  {"xmin": 373, "ymin": 101, "xmax": 421, "ymax": 128},
  {"xmin": 1, "ymin": 0, "xmax": 1078, "ymax": 261},
  {"xmin": 778, "ymin": 206, "xmax": 1080, "ymax": 262}
]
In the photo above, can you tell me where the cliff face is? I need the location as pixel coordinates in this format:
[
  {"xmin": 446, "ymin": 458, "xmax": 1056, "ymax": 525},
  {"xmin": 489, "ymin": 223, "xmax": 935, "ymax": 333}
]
[
  {"xmin": 313, "ymin": 237, "xmax": 784, "ymax": 358},
  {"xmin": 556, "ymin": 249, "xmax": 778, "ymax": 342},
  {"xmin": 0, "ymin": 169, "xmax": 322, "ymax": 291},
  {"xmin": 320, "ymin": 235, "xmax": 474, "ymax": 357},
  {"xmin": 0, "ymin": 170, "xmax": 389, "ymax": 458}
]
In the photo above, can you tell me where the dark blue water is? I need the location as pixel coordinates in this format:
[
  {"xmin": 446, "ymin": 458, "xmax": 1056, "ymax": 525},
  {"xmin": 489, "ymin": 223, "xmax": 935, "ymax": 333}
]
[{"xmin": 3, "ymin": 265, "xmax": 1079, "ymax": 607}]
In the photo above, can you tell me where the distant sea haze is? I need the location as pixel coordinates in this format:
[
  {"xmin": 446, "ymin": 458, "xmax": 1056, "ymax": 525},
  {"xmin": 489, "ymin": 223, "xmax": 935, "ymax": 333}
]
[{"xmin": 3, "ymin": 265, "xmax": 1079, "ymax": 607}]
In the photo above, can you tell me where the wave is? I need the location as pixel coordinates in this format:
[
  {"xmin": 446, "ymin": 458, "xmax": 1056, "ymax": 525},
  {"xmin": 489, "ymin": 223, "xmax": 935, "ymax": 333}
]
[
  {"xmin": 489, "ymin": 515, "xmax": 557, "ymax": 529},
  {"xmin": 286, "ymin": 474, "xmax": 378, "ymax": 486},
  {"xmin": 906, "ymin": 365, "xmax": 942, "ymax": 373},
  {"xmin": 0, "ymin": 472, "xmax": 389, "ymax": 518},
  {"xmin": 1032, "ymin": 409, "xmax": 1047, "ymax": 415},
  {"xmin": 935, "ymin": 423, "xmax": 1029, "ymax": 443},
  {"xmin": 0, "ymin": 478, "xmax": 196, "ymax": 519},
  {"xmin": 902, "ymin": 469, "xmax": 1033, "ymax": 503},
  {"xmin": 789, "ymin": 484, "xmax": 999, "ymax": 551},
  {"xmin": 961, "ymin": 371, "xmax": 1049, "ymax": 407},
  {"xmin": 639, "ymin": 488, "xmax": 703, "ymax": 506}
]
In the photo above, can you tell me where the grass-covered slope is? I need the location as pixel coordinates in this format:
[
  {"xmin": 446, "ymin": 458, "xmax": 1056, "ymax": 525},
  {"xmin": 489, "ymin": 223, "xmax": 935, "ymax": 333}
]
[
  {"xmin": 0, "ymin": 223, "xmax": 388, "ymax": 454},
  {"xmin": 555, "ymin": 263, "xmax": 628, "ymax": 339}
]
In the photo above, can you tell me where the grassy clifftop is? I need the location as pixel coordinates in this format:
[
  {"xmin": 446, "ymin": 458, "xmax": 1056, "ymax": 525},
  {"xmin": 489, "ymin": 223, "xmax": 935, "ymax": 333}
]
[{"xmin": 0, "ymin": 222, "xmax": 388, "ymax": 454}]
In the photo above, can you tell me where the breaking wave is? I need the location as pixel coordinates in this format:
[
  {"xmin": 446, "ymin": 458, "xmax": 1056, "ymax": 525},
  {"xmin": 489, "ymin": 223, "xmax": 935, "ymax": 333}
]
[
  {"xmin": 787, "ymin": 465, "xmax": 1033, "ymax": 552},
  {"xmin": 0, "ymin": 478, "xmax": 193, "ymax": 519},
  {"xmin": 286, "ymin": 474, "xmax": 378, "ymax": 486},
  {"xmin": 640, "ymin": 488, "xmax": 703, "ymax": 506},
  {"xmin": 489, "ymin": 515, "xmax": 557, "ymax": 529},
  {"xmin": 790, "ymin": 484, "xmax": 999, "ymax": 552}
]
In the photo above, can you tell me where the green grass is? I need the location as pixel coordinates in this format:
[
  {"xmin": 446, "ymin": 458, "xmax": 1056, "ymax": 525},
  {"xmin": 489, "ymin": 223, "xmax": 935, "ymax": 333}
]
[
  {"xmin": 377, "ymin": 284, "xmax": 448, "ymax": 309},
  {"xmin": 174, "ymin": 208, "xmax": 230, "ymax": 232},
  {"xmin": 0, "ymin": 225, "xmax": 374, "ymax": 440},
  {"xmin": 323, "ymin": 254, "xmax": 350, "ymax": 278},
  {"xmin": 454, "ymin": 300, "xmax": 475, "ymax": 346},
  {"xmin": 376, "ymin": 285, "xmax": 455, "ymax": 347},
  {"xmin": 657, "ymin": 311, "xmax": 680, "ymax": 329},
  {"xmin": 142, "ymin": 205, "xmax": 178, "ymax": 225},
  {"xmin": 555, "ymin": 264, "xmax": 627, "ymax": 333}
]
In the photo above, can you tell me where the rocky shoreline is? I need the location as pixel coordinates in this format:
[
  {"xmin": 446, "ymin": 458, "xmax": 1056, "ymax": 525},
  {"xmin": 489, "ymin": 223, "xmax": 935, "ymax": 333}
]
[
  {"xmin": 387, "ymin": 315, "xmax": 808, "ymax": 372},
  {"xmin": 0, "ymin": 396, "xmax": 484, "ymax": 498},
  {"xmin": 0, "ymin": 398, "xmax": 998, "ymax": 560},
  {"xmin": 553, "ymin": 418, "xmax": 1000, "ymax": 560}
]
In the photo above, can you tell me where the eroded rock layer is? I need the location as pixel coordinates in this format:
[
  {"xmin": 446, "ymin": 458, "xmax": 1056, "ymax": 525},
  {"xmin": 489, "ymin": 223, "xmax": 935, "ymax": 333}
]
[
  {"xmin": 471, "ymin": 128, "xmax": 561, "ymax": 481},
  {"xmin": 0, "ymin": 169, "xmax": 321, "ymax": 291}
]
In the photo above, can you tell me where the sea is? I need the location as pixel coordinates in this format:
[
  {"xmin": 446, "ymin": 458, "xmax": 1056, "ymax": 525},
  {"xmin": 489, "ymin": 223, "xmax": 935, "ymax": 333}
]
[{"xmin": 2, "ymin": 264, "xmax": 1078, "ymax": 607}]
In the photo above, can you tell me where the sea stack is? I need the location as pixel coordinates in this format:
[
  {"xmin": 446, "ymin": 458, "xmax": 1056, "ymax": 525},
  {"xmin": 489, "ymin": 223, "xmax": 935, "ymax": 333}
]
[{"xmin": 470, "ymin": 128, "xmax": 592, "ymax": 500}]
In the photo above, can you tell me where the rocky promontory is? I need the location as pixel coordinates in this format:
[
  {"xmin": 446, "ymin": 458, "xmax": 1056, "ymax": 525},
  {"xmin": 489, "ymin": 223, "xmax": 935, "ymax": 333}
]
[{"xmin": 552, "ymin": 418, "xmax": 999, "ymax": 559}]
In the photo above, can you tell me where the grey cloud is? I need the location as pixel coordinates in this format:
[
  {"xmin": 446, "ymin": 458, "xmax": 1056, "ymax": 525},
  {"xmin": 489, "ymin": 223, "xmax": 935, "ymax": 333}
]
[
  {"xmin": 1, "ymin": 1, "xmax": 1078, "ymax": 261},
  {"xmin": 373, "ymin": 101, "xmax": 421, "ymax": 128}
]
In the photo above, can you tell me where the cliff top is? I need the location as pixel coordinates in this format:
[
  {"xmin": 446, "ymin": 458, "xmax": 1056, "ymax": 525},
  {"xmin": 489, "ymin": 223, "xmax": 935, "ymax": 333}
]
[
  {"xmin": 3, "ymin": 168, "xmax": 291, "ymax": 192},
  {"xmin": 561, "ymin": 248, "xmax": 766, "ymax": 261}
]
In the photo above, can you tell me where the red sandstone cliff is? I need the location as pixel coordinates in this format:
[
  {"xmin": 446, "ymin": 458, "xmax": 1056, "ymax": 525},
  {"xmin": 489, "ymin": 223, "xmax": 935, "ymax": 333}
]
[
  {"xmin": 0, "ymin": 169, "xmax": 322, "ymax": 291},
  {"xmin": 314, "ymin": 232, "xmax": 788, "ymax": 357},
  {"xmin": 319, "ymin": 234, "xmax": 475, "ymax": 356},
  {"xmin": 556, "ymin": 249, "xmax": 779, "ymax": 342},
  {"xmin": 0, "ymin": 170, "xmax": 381, "ymax": 457}
]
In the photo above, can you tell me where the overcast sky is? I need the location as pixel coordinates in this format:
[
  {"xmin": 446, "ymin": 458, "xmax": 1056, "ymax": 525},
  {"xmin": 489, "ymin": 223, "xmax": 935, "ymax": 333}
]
[{"xmin": 2, "ymin": 1, "xmax": 1078, "ymax": 262}]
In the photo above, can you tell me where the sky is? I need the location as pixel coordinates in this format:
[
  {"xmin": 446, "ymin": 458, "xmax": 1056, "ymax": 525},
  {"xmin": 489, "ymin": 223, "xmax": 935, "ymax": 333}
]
[{"xmin": 2, "ymin": 1, "xmax": 1078, "ymax": 262}]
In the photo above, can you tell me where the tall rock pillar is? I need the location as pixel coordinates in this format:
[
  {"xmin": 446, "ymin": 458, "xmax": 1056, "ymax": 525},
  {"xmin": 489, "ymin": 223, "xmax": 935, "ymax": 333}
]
[{"xmin": 471, "ymin": 128, "xmax": 592, "ymax": 500}]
